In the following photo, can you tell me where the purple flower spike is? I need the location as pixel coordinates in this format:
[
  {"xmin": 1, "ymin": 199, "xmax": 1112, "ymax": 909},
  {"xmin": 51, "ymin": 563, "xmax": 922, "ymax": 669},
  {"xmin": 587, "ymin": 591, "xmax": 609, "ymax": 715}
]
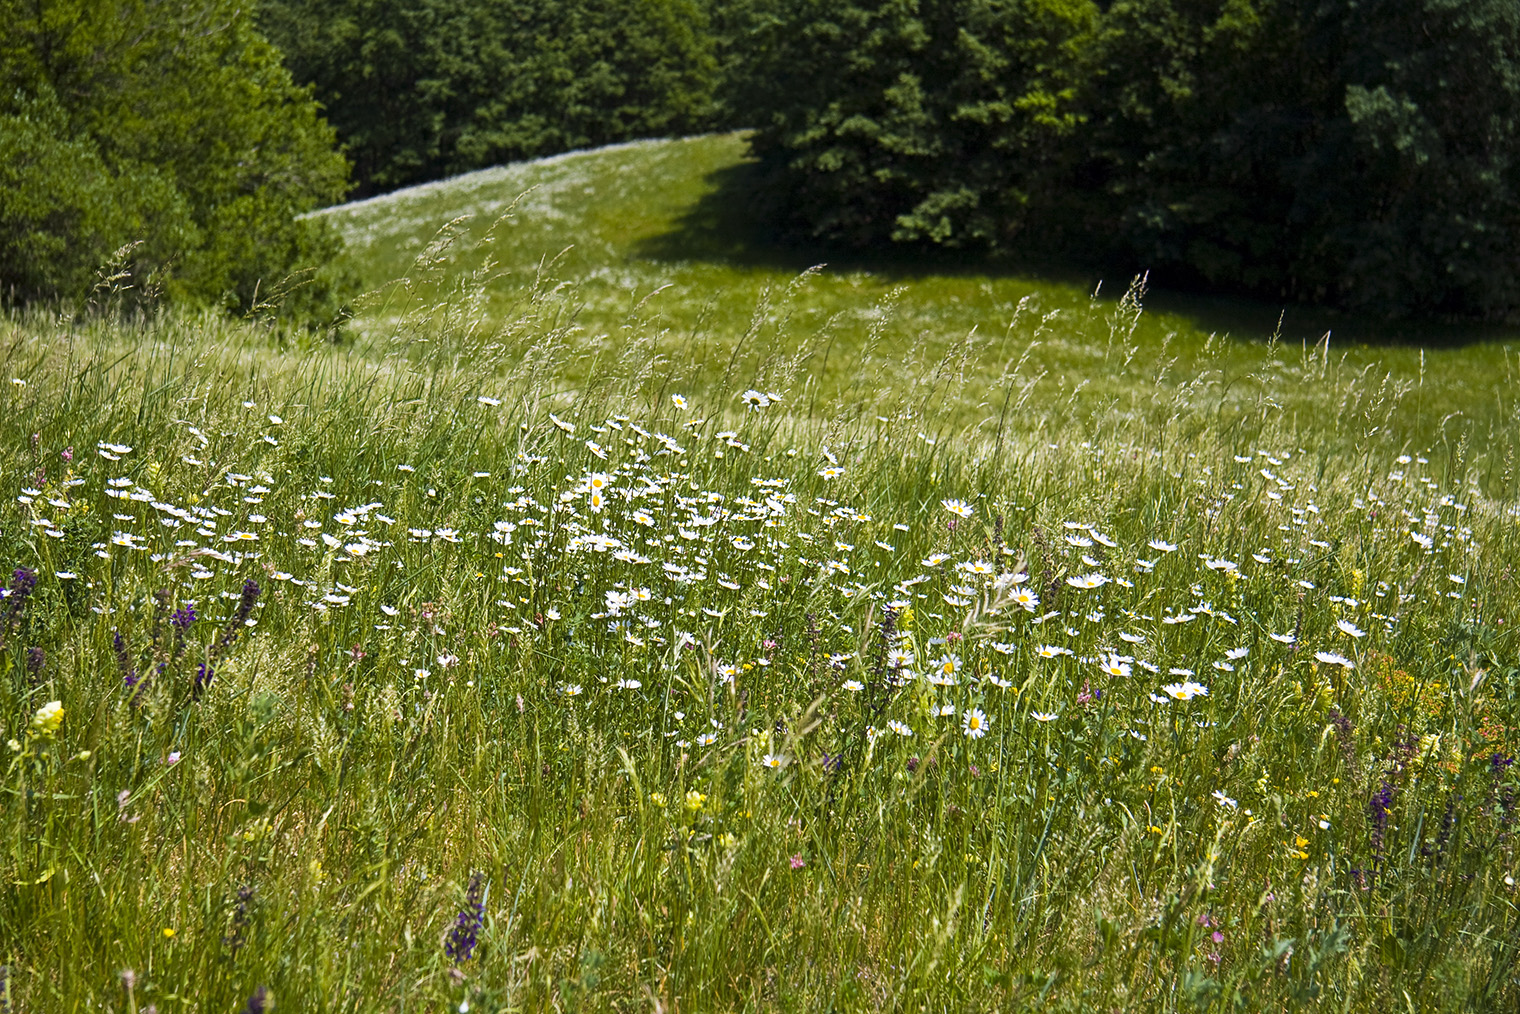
[
  {"xmin": 0, "ymin": 566, "xmax": 37, "ymax": 648},
  {"xmin": 213, "ymin": 579, "xmax": 262, "ymax": 658},
  {"xmin": 1368, "ymin": 779, "xmax": 1397, "ymax": 879},
  {"xmin": 194, "ymin": 662, "xmax": 215, "ymax": 696},
  {"xmin": 114, "ymin": 630, "xmax": 144, "ymax": 701},
  {"xmin": 445, "ymin": 872, "xmax": 488, "ymax": 964},
  {"xmin": 9, "ymin": 567, "xmax": 36, "ymax": 598},
  {"xmin": 197, "ymin": 578, "xmax": 263, "ymax": 699},
  {"xmin": 240, "ymin": 986, "xmax": 269, "ymax": 1014}
]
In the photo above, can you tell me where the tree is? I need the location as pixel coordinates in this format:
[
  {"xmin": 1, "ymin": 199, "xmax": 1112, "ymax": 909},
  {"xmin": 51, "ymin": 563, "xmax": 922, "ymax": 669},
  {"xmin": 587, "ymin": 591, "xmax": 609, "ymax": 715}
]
[
  {"xmin": 259, "ymin": 0, "xmax": 720, "ymax": 196},
  {"xmin": 1076, "ymin": 0, "xmax": 1520, "ymax": 318},
  {"xmin": 738, "ymin": 0, "xmax": 1099, "ymax": 251},
  {"xmin": 0, "ymin": 0, "xmax": 350, "ymax": 316},
  {"xmin": 736, "ymin": 0, "xmax": 1520, "ymax": 319}
]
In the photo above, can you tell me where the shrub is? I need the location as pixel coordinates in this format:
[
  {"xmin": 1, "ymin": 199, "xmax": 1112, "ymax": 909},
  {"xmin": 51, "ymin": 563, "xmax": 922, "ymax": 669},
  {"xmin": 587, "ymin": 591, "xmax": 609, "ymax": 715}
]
[
  {"xmin": 1077, "ymin": 0, "xmax": 1520, "ymax": 319},
  {"xmin": 738, "ymin": 0, "xmax": 1099, "ymax": 250},
  {"xmin": 259, "ymin": 0, "xmax": 719, "ymax": 196},
  {"xmin": 0, "ymin": 0, "xmax": 351, "ymax": 318}
]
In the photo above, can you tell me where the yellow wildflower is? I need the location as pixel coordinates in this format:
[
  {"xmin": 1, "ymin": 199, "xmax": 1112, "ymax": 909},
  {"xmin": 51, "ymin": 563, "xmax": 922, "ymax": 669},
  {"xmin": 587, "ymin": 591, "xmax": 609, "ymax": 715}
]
[{"xmin": 30, "ymin": 701, "xmax": 64, "ymax": 739}]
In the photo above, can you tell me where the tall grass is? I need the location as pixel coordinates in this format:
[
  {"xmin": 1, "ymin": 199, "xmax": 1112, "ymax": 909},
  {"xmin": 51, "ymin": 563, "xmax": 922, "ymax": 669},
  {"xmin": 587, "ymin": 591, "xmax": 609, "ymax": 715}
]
[
  {"xmin": 317, "ymin": 133, "xmax": 1520, "ymax": 455},
  {"xmin": 1, "ymin": 266, "xmax": 1518, "ymax": 1012}
]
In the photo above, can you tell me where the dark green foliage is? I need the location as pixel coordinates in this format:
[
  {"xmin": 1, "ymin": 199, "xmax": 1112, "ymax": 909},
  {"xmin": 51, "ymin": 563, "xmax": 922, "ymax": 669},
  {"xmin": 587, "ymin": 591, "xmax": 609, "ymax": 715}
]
[
  {"xmin": 0, "ymin": 0, "xmax": 351, "ymax": 317},
  {"xmin": 744, "ymin": 0, "xmax": 1520, "ymax": 319},
  {"xmin": 1078, "ymin": 0, "xmax": 1520, "ymax": 319},
  {"xmin": 739, "ymin": 0, "xmax": 1098, "ymax": 250},
  {"xmin": 0, "ymin": 93, "xmax": 183, "ymax": 304},
  {"xmin": 706, "ymin": 0, "xmax": 787, "ymax": 128},
  {"xmin": 259, "ymin": 0, "xmax": 719, "ymax": 196}
]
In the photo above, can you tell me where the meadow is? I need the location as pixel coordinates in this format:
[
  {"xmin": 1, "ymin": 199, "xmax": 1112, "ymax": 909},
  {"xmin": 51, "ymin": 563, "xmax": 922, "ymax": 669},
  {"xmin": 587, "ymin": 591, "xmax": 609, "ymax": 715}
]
[
  {"xmin": 321, "ymin": 133, "xmax": 1520, "ymax": 448},
  {"xmin": 2, "ymin": 135, "xmax": 1520, "ymax": 1011}
]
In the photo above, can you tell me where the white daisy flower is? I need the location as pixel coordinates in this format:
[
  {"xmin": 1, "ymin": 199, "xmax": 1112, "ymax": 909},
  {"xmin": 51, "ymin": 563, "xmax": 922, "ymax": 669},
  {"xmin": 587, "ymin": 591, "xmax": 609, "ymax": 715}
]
[
  {"xmin": 1099, "ymin": 654, "xmax": 1132, "ymax": 679},
  {"xmin": 962, "ymin": 708, "xmax": 990, "ymax": 739}
]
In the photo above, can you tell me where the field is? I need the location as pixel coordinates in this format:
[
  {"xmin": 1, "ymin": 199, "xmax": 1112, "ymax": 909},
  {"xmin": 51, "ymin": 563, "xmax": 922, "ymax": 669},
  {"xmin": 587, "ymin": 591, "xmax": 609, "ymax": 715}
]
[
  {"xmin": 321, "ymin": 133, "xmax": 1520, "ymax": 447},
  {"xmin": 3, "ymin": 134, "xmax": 1520, "ymax": 1011}
]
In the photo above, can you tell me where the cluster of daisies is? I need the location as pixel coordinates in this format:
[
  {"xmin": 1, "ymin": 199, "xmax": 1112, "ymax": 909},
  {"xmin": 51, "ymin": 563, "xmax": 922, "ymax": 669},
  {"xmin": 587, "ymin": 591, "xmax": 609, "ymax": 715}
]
[{"xmin": 8, "ymin": 392, "xmax": 1485, "ymax": 770}]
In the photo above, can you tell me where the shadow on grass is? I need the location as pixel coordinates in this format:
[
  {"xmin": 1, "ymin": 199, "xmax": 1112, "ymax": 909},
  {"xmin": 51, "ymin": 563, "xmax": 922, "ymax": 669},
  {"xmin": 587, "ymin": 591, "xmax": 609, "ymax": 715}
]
[
  {"xmin": 632, "ymin": 155, "xmax": 1099, "ymax": 288},
  {"xmin": 635, "ymin": 153, "xmax": 1520, "ymax": 352}
]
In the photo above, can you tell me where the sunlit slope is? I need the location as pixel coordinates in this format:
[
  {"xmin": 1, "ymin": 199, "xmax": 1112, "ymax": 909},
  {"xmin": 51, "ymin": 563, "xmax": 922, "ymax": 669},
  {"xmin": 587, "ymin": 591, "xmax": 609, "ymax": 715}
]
[{"xmin": 318, "ymin": 133, "xmax": 1520, "ymax": 458}]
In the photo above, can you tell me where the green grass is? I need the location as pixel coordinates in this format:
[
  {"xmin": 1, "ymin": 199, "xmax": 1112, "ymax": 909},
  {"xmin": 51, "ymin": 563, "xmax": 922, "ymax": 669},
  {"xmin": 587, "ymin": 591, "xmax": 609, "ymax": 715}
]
[
  {"xmin": 321, "ymin": 132, "xmax": 1520, "ymax": 450},
  {"xmin": 1, "ymin": 137, "xmax": 1519, "ymax": 1011}
]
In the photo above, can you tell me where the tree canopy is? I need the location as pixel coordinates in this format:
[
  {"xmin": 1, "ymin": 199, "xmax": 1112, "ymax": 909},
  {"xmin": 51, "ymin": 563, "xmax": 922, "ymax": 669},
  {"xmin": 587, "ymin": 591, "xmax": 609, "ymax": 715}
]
[
  {"xmin": 258, "ymin": 0, "xmax": 719, "ymax": 196},
  {"xmin": 1077, "ymin": 0, "xmax": 1520, "ymax": 318},
  {"xmin": 738, "ymin": 0, "xmax": 1520, "ymax": 320},
  {"xmin": 736, "ymin": 0, "xmax": 1098, "ymax": 250},
  {"xmin": 13, "ymin": 0, "xmax": 1515, "ymax": 320},
  {"xmin": 0, "ymin": 0, "xmax": 351, "ymax": 316}
]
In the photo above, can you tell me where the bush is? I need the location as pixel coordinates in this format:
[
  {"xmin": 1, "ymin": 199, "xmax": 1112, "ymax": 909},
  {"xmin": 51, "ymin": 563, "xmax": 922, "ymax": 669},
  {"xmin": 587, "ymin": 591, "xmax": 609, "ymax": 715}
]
[
  {"xmin": 1078, "ymin": 0, "xmax": 1520, "ymax": 319},
  {"xmin": 741, "ymin": 0, "xmax": 1520, "ymax": 319},
  {"xmin": 738, "ymin": 0, "xmax": 1098, "ymax": 250},
  {"xmin": 0, "ymin": 0, "xmax": 350, "ymax": 318},
  {"xmin": 0, "ymin": 93, "xmax": 182, "ymax": 304},
  {"xmin": 259, "ymin": 0, "xmax": 720, "ymax": 196}
]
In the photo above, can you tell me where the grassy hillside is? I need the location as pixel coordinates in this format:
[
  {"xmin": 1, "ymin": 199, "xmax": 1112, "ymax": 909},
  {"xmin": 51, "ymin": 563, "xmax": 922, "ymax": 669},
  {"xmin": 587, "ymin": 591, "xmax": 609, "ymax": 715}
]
[
  {"xmin": 320, "ymin": 133, "xmax": 1520, "ymax": 454},
  {"xmin": 1, "ymin": 136, "xmax": 1518, "ymax": 1010}
]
